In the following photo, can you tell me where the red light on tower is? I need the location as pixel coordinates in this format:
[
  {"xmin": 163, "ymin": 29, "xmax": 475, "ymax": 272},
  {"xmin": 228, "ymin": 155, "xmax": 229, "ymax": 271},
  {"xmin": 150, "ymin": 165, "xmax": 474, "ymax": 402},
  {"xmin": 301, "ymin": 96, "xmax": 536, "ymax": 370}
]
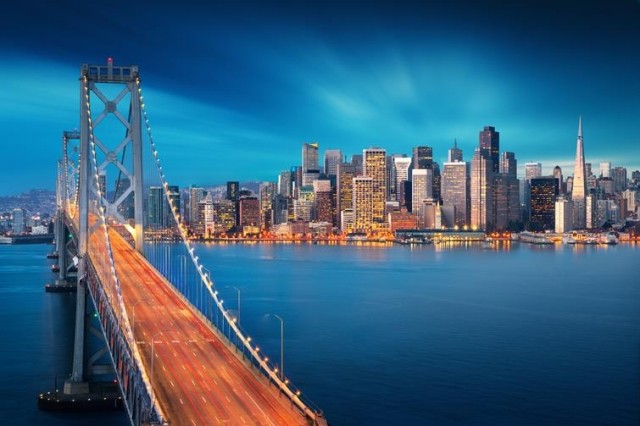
[{"xmin": 107, "ymin": 57, "xmax": 113, "ymax": 64}]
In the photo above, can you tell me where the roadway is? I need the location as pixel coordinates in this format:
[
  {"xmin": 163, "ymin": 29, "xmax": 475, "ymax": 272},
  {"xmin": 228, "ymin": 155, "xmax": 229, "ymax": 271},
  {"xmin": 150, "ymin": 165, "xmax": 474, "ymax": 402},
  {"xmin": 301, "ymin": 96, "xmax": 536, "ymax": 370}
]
[{"xmin": 98, "ymin": 230, "xmax": 308, "ymax": 426}]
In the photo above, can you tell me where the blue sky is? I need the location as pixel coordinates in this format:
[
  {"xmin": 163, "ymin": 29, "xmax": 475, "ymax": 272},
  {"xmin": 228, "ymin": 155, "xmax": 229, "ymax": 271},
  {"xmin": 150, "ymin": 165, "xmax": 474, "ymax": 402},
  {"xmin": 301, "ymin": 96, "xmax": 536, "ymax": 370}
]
[{"xmin": 1, "ymin": 0, "xmax": 639, "ymax": 195}]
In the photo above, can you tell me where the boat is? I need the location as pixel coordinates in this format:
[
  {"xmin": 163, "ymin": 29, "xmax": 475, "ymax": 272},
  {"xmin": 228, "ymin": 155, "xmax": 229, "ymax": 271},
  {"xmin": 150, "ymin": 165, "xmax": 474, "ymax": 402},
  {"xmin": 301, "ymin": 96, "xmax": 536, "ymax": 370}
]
[
  {"xmin": 345, "ymin": 232, "xmax": 367, "ymax": 242},
  {"xmin": 563, "ymin": 235, "xmax": 576, "ymax": 244},
  {"xmin": 601, "ymin": 232, "xmax": 618, "ymax": 245},
  {"xmin": 46, "ymin": 252, "xmax": 59, "ymax": 259},
  {"xmin": 51, "ymin": 264, "xmax": 60, "ymax": 273},
  {"xmin": 517, "ymin": 231, "xmax": 552, "ymax": 245}
]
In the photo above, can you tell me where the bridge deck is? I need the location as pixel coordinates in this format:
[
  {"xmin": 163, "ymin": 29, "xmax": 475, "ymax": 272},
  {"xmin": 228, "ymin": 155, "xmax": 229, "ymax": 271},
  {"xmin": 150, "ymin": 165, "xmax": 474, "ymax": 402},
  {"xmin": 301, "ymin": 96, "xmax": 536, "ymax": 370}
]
[{"xmin": 107, "ymin": 230, "xmax": 308, "ymax": 425}]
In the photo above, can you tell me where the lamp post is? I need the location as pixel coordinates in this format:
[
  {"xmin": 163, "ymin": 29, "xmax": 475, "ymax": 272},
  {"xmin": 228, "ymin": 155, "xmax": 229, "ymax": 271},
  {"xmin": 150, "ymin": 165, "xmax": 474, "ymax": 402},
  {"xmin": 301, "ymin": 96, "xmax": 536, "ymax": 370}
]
[
  {"xmin": 226, "ymin": 286, "xmax": 241, "ymax": 325},
  {"xmin": 268, "ymin": 314, "xmax": 284, "ymax": 380}
]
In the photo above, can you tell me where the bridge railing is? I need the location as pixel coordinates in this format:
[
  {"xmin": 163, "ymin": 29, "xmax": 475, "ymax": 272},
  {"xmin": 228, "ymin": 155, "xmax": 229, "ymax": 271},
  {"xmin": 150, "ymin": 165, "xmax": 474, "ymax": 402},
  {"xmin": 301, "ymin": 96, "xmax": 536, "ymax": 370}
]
[{"xmin": 137, "ymin": 78, "xmax": 325, "ymax": 423}]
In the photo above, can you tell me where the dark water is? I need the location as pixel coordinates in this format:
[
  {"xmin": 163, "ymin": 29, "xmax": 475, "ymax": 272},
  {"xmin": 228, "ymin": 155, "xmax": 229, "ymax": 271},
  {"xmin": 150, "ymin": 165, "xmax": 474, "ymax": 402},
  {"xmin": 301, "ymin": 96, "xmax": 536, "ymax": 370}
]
[{"xmin": 1, "ymin": 242, "xmax": 638, "ymax": 425}]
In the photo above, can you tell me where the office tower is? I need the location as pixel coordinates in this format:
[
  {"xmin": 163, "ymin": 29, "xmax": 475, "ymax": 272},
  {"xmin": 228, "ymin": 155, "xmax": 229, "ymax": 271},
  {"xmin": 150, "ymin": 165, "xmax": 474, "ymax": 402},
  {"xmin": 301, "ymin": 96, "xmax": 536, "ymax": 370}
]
[
  {"xmin": 555, "ymin": 196, "xmax": 573, "ymax": 233},
  {"xmin": 403, "ymin": 180, "xmax": 413, "ymax": 212},
  {"xmin": 523, "ymin": 162, "xmax": 542, "ymax": 218},
  {"xmin": 363, "ymin": 148, "xmax": 387, "ymax": 227},
  {"xmin": 599, "ymin": 162, "xmax": 611, "ymax": 178},
  {"xmin": 622, "ymin": 189, "xmax": 637, "ymax": 216},
  {"xmin": 611, "ymin": 167, "xmax": 627, "ymax": 193},
  {"xmin": 148, "ymin": 186, "xmax": 164, "ymax": 229},
  {"xmin": 212, "ymin": 199, "xmax": 236, "ymax": 233},
  {"xmin": 324, "ymin": 149, "xmax": 342, "ymax": 178},
  {"xmin": 393, "ymin": 156, "xmax": 412, "ymax": 203},
  {"xmin": 525, "ymin": 163, "xmax": 542, "ymax": 180},
  {"xmin": 341, "ymin": 209, "xmax": 355, "ymax": 233},
  {"xmin": 201, "ymin": 193, "xmax": 215, "ymax": 236},
  {"xmin": 238, "ymin": 197, "xmax": 260, "ymax": 227},
  {"xmin": 529, "ymin": 176, "xmax": 558, "ymax": 231},
  {"xmin": 553, "ymin": 166, "xmax": 564, "ymax": 195},
  {"xmin": 585, "ymin": 193, "xmax": 596, "ymax": 229},
  {"xmin": 259, "ymin": 182, "xmax": 276, "ymax": 230},
  {"xmin": 337, "ymin": 162, "xmax": 356, "ymax": 227},
  {"xmin": 500, "ymin": 152, "xmax": 517, "ymax": 178},
  {"xmin": 302, "ymin": 142, "xmax": 320, "ymax": 186},
  {"xmin": 479, "ymin": 126, "xmax": 500, "ymax": 173},
  {"xmin": 493, "ymin": 174, "xmax": 520, "ymax": 230},
  {"xmin": 448, "ymin": 139, "xmax": 463, "ymax": 163},
  {"xmin": 572, "ymin": 117, "xmax": 587, "ymax": 229},
  {"xmin": 433, "ymin": 162, "xmax": 441, "ymax": 203},
  {"xmin": 470, "ymin": 148, "xmax": 493, "ymax": 230},
  {"xmin": 412, "ymin": 168, "xmax": 433, "ymax": 228},
  {"xmin": 351, "ymin": 154, "xmax": 363, "ymax": 175},
  {"xmin": 353, "ymin": 176, "xmax": 373, "ymax": 232},
  {"xmin": 226, "ymin": 181, "xmax": 239, "ymax": 202},
  {"xmin": 442, "ymin": 162, "xmax": 469, "ymax": 227},
  {"xmin": 598, "ymin": 178, "xmax": 614, "ymax": 194},
  {"xmin": 277, "ymin": 170, "xmax": 292, "ymax": 198},
  {"xmin": 412, "ymin": 146, "xmax": 433, "ymax": 169},
  {"xmin": 313, "ymin": 180, "xmax": 333, "ymax": 224},
  {"xmin": 188, "ymin": 186, "xmax": 205, "ymax": 227},
  {"xmin": 11, "ymin": 208, "xmax": 25, "ymax": 234}
]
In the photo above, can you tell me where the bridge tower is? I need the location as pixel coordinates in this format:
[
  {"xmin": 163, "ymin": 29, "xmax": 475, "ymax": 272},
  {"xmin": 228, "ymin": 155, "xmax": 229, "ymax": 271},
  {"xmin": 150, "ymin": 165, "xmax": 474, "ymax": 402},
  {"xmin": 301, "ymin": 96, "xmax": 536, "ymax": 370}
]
[{"xmin": 64, "ymin": 59, "xmax": 146, "ymax": 394}]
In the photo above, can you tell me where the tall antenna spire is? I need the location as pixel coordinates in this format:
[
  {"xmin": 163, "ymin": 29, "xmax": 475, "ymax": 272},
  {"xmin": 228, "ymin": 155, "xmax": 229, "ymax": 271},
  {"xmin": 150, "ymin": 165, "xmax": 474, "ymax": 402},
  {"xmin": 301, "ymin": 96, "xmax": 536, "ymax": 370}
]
[{"xmin": 578, "ymin": 115, "xmax": 582, "ymax": 140}]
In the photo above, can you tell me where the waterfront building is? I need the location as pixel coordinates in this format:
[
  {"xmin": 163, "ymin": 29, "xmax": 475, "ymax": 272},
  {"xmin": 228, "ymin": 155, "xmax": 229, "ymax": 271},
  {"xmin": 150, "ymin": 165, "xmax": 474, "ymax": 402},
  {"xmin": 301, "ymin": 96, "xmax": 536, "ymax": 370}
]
[
  {"xmin": 412, "ymin": 168, "xmax": 433, "ymax": 228},
  {"xmin": 422, "ymin": 199, "xmax": 441, "ymax": 229},
  {"xmin": 363, "ymin": 148, "xmax": 387, "ymax": 228},
  {"xmin": 441, "ymin": 161, "xmax": 468, "ymax": 227},
  {"xmin": 313, "ymin": 180, "xmax": 333, "ymax": 224},
  {"xmin": 555, "ymin": 196, "xmax": 573, "ymax": 233},
  {"xmin": 479, "ymin": 126, "xmax": 500, "ymax": 174},
  {"xmin": 448, "ymin": 139, "xmax": 463, "ymax": 163},
  {"xmin": 272, "ymin": 194, "xmax": 288, "ymax": 226},
  {"xmin": 238, "ymin": 197, "xmax": 260, "ymax": 229},
  {"xmin": 529, "ymin": 176, "xmax": 558, "ymax": 231},
  {"xmin": 586, "ymin": 193, "xmax": 596, "ymax": 229},
  {"xmin": 302, "ymin": 142, "xmax": 320, "ymax": 186},
  {"xmin": 188, "ymin": 186, "xmax": 205, "ymax": 228},
  {"xmin": 341, "ymin": 208, "xmax": 355, "ymax": 233},
  {"xmin": 11, "ymin": 208, "xmax": 25, "ymax": 234},
  {"xmin": 353, "ymin": 176, "xmax": 374, "ymax": 232},
  {"xmin": 202, "ymin": 193, "xmax": 214, "ymax": 236},
  {"xmin": 392, "ymin": 155, "xmax": 411, "ymax": 203},
  {"xmin": 337, "ymin": 162, "xmax": 356, "ymax": 227},
  {"xmin": 470, "ymin": 148, "xmax": 493, "ymax": 230},
  {"xmin": 212, "ymin": 199, "xmax": 236, "ymax": 233},
  {"xmin": 259, "ymin": 182, "xmax": 276, "ymax": 230},
  {"xmin": 571, "ymin": 117, "xmax": 587, "ymax": 229},
  {"xmin": 493, "ymin": 173, "xmax": 520, "ymax": 230},
  {"xmin": 388, "ymin": 207, "xmax": 417, "ymax": 233},
  {"xmin": 523, "ymin": 162, "xmax": 542, "ymax": 218},
  {"xmin": 147, "ymin": 185, "xmax": 179, "ymax": 229}
]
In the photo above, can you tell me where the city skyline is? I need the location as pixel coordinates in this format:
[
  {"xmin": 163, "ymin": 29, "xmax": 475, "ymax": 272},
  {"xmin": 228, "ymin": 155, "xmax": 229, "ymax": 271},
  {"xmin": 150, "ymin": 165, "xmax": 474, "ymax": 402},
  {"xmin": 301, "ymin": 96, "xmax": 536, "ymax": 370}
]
[{"xmin": 1, "ymin": 0, "xmax": 639, "ymax": 195}]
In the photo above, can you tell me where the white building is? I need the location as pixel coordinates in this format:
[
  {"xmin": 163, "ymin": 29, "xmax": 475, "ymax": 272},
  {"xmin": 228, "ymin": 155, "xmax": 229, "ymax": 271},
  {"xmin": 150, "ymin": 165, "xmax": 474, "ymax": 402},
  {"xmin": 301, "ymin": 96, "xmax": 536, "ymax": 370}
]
[{"xmin": 555, "ymin": 196, "xmax": 573, "ymax": 233}]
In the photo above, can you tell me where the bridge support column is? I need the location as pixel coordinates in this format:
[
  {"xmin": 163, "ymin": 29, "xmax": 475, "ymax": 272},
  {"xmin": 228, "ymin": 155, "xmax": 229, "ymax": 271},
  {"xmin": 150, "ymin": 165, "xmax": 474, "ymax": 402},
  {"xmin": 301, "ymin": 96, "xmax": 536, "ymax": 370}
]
[
  {"xmin": 55, "ymin": 215, "xmax": 68, "ymax": 285},
  {"xmin": 63, "ymin": 259, "xmax": 89, "ymax": 395}
]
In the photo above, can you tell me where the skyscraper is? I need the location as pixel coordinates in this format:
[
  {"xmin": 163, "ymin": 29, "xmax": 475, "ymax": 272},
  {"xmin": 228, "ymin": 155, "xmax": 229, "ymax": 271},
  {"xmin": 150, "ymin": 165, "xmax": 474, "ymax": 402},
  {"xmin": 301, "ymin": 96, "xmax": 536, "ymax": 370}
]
[
  {"xmin": 11, "ymin": 208, "xmax": 25, "ymax": 234},
  {"xmin": 323, "ymin": 149, "xmax": 342, "ymax": 178},
  {"xmin": 553, "ymin": 166, "xmax": 564, "ymax": 195},
  {"xmin": 302, "ymin": 142, "xmax": 320, "ymax": 186},
  {"xmin": 188, "ymin": 186, "xmax": 205, "ymax": 228},
  {"xmin": 412, "ymin": 146, "xmax": 433, "ymax": 170},
  {"xmin": 412, "ymin": 168, "xmax": 433, "ymax": 228},
  {"xmin": 259, "ymin": 182, "xmax": 276, "ymax": 230},
  {"xmin": 442, "ymin": 162, "xmax": 469, "ymax": 227},
  {"xmin": 530, "ymin": 177, "xmax": 558, "ymax": 231},
  {"xmin": 500, "ymin": 152, "xmax": 517, "ymax": 178},
  {"xmin": 353, "ymin": 176, "xmax": 373, "ymax": 232},
  {"xmin": 226, "ymin": 181, "xmax": 239, "ymax": 202},
  {"xmin": 448, "ymin": 139, "xmax": 463, "ymax": 163},
  {"xmin": 363, "ymin": 148, "xmax": 387, "ymax": 228},
  {"xmin": 479, "ymin": 126, "xmax": 500, "ymax": 174},
  {"xmin": 336, "ymin": 162, "xmax": 356, "ymax": 228},
  {"xmin": 599, "ymin": 162, "xmax": 611, "ymax": 178},
  {"xmin": 555, "ymin": 196, "xmax": 573, "ymax": 233},
  {"xmin": 393, "ymin": 156, "xmax": 412, "ymax": 203},
  {"xmin": 470, "ymin": 148, "xmax": 493, "ymax": 230},
  {"xmin": 572, "ymin": 117, "xmax": 587, "ymax": 229}
]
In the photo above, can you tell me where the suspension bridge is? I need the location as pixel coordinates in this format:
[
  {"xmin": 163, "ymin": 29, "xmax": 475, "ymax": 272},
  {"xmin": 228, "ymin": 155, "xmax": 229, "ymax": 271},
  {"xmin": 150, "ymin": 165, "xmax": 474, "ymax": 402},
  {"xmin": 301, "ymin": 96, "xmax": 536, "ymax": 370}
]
[{"xmin": 41, "ymin": 59, "xmax": 326, "ymax": 426}]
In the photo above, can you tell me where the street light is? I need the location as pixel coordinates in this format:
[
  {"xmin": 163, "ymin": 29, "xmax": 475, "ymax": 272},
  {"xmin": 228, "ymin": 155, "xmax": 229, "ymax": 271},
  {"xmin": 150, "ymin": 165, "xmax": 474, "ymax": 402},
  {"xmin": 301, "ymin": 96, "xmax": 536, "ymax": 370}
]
[
  {"xmin": 226, "ymin": 286, "xmax": 241, "ymax": 325},
  {"xmin": 268, "ymin": 314, "xmax": 284, "ymax": 380}
]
